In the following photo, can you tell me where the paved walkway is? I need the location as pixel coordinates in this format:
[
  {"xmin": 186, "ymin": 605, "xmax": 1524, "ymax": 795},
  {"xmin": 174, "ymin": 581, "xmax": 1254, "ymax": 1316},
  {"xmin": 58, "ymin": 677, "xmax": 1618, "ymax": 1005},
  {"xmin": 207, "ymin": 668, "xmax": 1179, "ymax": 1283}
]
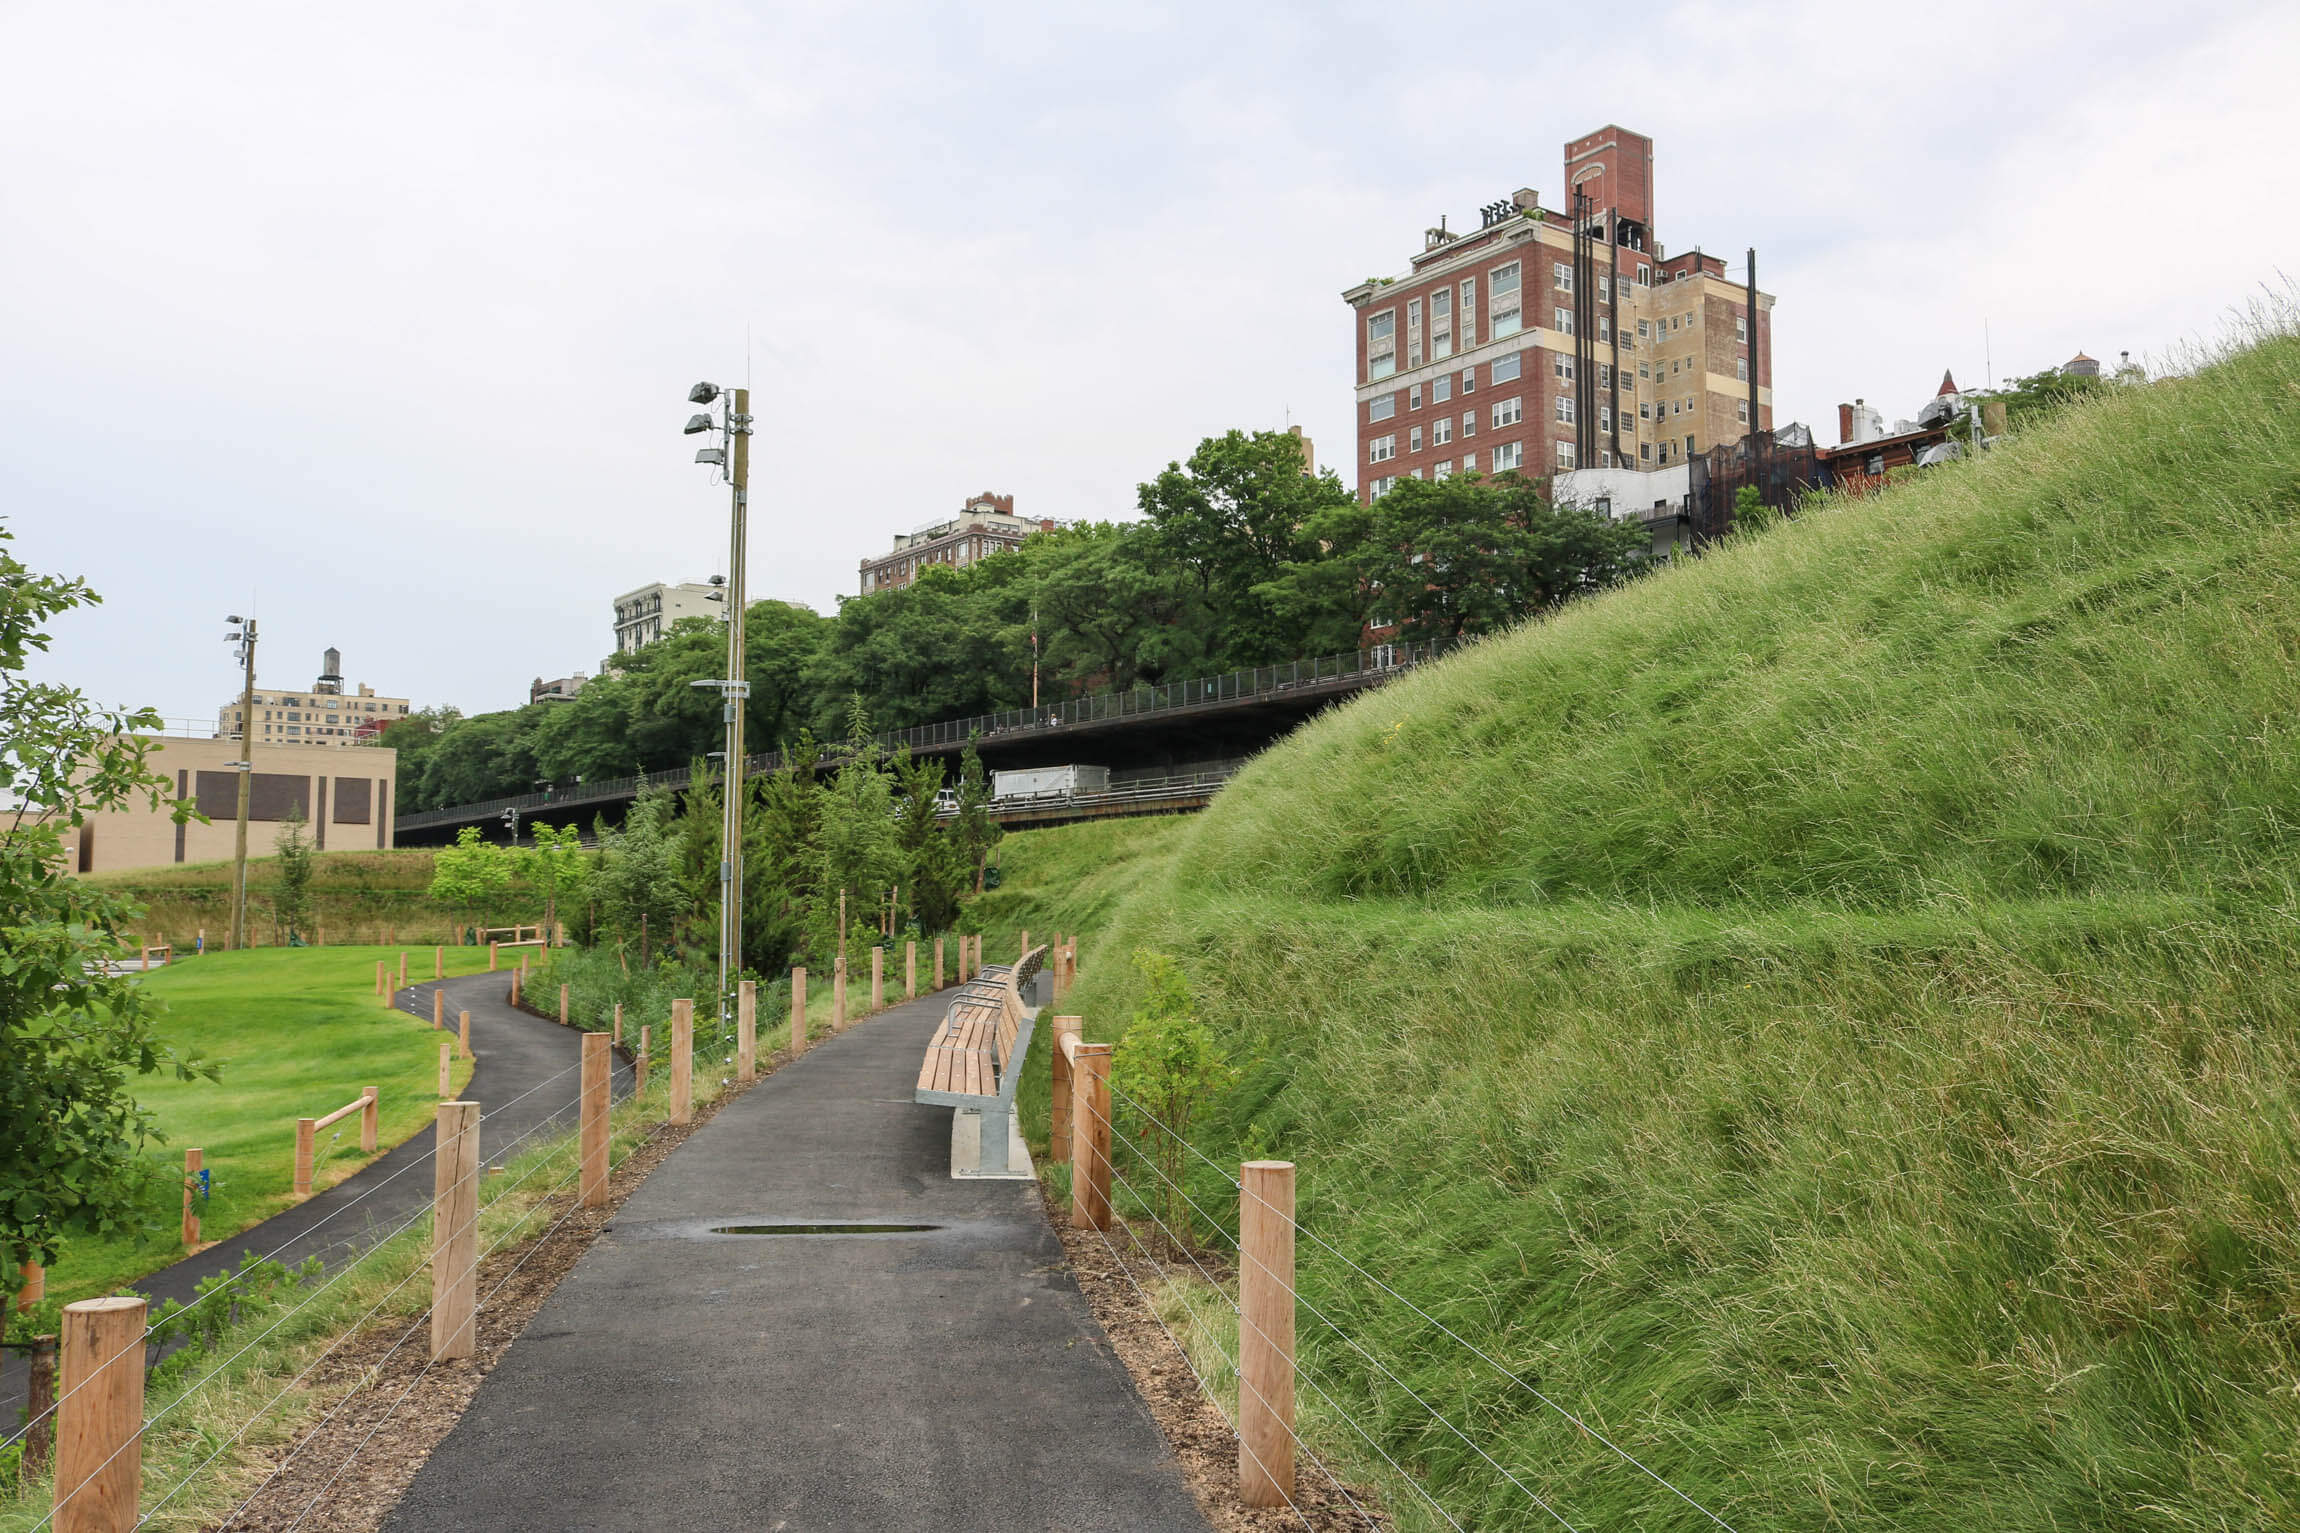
[
  {"xmin": 2, "ymin": 971, "xmax": 619, "ymax": 1414},
  {"xmin": 386, "ymin": 988, "xmax": 1208, "ymax": 1532}
]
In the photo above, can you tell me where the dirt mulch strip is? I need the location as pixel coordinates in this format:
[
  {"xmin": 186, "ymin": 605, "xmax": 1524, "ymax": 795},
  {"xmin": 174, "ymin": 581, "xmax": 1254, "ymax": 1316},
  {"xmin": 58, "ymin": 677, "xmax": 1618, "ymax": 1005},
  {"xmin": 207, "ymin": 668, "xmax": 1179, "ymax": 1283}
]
[
  {"xmin": 209, "ymin": 1048, "xmax": 765, "ymax": 1533},
  {"xmin": 1043, "ymin": 1184, "xmax": 1391, "ymax": 1532}
]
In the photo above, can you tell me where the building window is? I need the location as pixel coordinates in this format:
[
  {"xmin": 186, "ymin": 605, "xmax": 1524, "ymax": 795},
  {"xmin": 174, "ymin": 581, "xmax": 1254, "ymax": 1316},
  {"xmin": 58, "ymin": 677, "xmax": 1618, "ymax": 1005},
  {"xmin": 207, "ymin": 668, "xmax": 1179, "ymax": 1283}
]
[
  {"xmin": 1555, "ymin": 396, "xmax": 1576, "ymax": 424},
  {"xmin": 1865, "ymin": 453, "xmax": 1885, "ymax": 475},
  {"xmin": 1433, "ymin": 375, "xmax": 1452, "ymax": 404},
  {"xmin": 1552, "ymin": 261, "xmax": 1573, "ymax": 294},
  {"xmin": 1369, "ymin": 475, "xmax": 1397, "ymax": 499},
  {"xmin": 1641, "ymin": 441, "xmax": 1653, "ymax": 461},
  {"xmin": 1637, "ymin": 263, "xmax": 1650, "ymax": 285},
  {"xmin": 1640, "ymin": 401, "xmax": 1651, "ymax": 420},
  {"xmin": 1460, "ymin": 451, "xmax": 1476, "ymax": 472},
  {"xmin": 1686, "ymin": 434, "xmax": 1697, "ymax": 455},
  {"xmin": 1433, "ymin": 460, "xmax": 1454, "ymax": 480},
  {"xmin": 1368, "ymin": 310, "xmax": 1396, "ymax": 379},
  {"xmin": 1494, "ymin": 397, "xmax": 1523, "ymax": 428},
  {"xmin": 1369, "ymin": 393, "xmax": 1396, "ymax": 422},
  {"xmin": 1737, "ymin": 400, "xmax": 1750, "ymax": 423},
  {"xmin": 1407, "ymin": 298, "xmax": 1422, "ymax": 369},
  {"xmin": 1736, "ymin": 358, "xmax": 1748, "ymax": 381},
  {"xmin": 1737, "ymin": 314, "xmax": 1748, "ymax": 341},
  {"xmin": 1554, "ymin": 307, "xmax": 1575, "ymax": 336},
  {"xmin": 1461, "ymin": 410, "xmax": 1476, "ymax": 437},
  {"xmin": 1369, "ymin": 434, "xmax": 1396, "ymax": 463},
  {"xmin": 1409, "ymin": 425, "xmax": 1423, "ymax": 452},
  {"xmin": 1431, "ymin": 288, "xmax": 1453, "ymax": 359},
  {"xmin": 1490, "ymin": 263, "xmax": 1521, "ymax": 339},
  {"xmin": 1461, "ymin": 368, "xmax": 1475, "ymax": 392},
  {"xmin": 1409, "ymin": 383, "xmax": 1422, "ymax": 410},
  {"xmin": 1598, "ymin": 273, "xmax": 1611, "ymax": 301},
  {"xmin": 1556, "ymin": 441, "xmax": 1577, "ymax": 469},
  {"xmin": 1597, "ymin": 316, "xmax": 1610, "ymax": 341},
  {"xmin": 1554, "ymin": 354, "xmax": 1574, "ymax": 381},
  {"xmin": 1493, "ymin": 441, "xmax": 1524, "ymax": 471},
  {"xmin": 1600, "ymin": 405, "xmax": 1613, "ymax": 432},
  {"xmin": 1600, "ymin": 364, "xmax": 1613, "ymax": 389},
  {"xmin": 1433, "ymin": 416, "xmax": 1453, "ymax": 445},
  {"xmin": 1638, "ymin": 360, "xmax": 1650, "ymax": 379},
  {"xmin": 1492, "ymin": 352, "xmax": 1521, "ymax": 384}
]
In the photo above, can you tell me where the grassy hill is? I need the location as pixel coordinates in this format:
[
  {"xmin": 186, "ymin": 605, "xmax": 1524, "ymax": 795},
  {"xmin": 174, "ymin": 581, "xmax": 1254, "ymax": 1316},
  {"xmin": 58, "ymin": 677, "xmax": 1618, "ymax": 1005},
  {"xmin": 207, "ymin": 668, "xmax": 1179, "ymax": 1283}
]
[{"xmin": 1006, "ymin": 326, "xmax": 2300, "ymax": 1528}]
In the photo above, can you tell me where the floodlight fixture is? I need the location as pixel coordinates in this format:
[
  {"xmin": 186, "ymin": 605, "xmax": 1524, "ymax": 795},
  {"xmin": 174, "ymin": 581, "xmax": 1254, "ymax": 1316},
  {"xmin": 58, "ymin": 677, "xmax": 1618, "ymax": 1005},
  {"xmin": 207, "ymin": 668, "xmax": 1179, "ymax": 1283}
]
[
  {"xmin": 683, "ymin": 413, "xmax": 714, "ymax": 435},
  {"xmin": 695, "ymin": 447, "xmax": 725, "ymax": 466},
  {"xmin": 688, "ymin": 381, "xmax": 720, "ymax": 404},
  {"xmin": 226, "ymin": 614, "xmax": 243, "ymax": 625}
]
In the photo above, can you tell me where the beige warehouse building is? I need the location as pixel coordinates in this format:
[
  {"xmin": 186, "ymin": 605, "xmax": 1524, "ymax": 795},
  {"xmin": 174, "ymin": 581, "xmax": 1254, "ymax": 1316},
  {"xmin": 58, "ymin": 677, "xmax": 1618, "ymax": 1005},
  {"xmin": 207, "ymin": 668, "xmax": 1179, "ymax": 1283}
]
[{"xmin": 66, "ymin": 736, "xmax": 398, "ymax": 876}]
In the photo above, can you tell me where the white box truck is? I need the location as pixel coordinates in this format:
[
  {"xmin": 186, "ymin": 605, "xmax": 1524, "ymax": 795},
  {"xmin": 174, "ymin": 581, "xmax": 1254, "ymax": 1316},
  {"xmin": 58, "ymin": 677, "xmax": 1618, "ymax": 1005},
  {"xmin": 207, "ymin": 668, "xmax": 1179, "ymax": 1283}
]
[{"xmin": 991, "ymin": 764, "xmax": 1111, "ymax": 801}]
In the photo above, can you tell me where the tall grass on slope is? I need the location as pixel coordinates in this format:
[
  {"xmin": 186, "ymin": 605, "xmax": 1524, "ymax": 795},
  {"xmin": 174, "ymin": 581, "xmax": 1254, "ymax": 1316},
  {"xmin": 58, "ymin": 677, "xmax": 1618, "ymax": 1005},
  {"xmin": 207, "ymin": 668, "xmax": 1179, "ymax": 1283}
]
[
  {"xmin": 1010, "ymin": 320, "xmax": 2300, "ymax": 1529},
  {"xmin": 1180, "ymin": 323, "xmax": 2300, "ymax": 911}
]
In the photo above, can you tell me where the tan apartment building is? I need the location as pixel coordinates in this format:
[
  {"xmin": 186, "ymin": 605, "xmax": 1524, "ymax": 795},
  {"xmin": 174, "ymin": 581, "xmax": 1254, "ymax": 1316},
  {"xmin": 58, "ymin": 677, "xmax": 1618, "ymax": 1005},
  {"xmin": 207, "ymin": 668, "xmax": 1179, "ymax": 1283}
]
[
  {"xmin": 1342, "ymin": 125, "xmax": 1774, "ymax": 498},
  {"xmin": 613, "ymin": 579, "xmax": 725, "ymax": 653},
  {"xmin": 858, "ymin": 493, "xmax": 1055, "ymax": 595},
  {"xmin": 64, "ymin": 735, "xmax": 399, "ymax": 875},
  {"xmin": 218, "ymin": 648, "xmax": 409, "ymax": 746}
]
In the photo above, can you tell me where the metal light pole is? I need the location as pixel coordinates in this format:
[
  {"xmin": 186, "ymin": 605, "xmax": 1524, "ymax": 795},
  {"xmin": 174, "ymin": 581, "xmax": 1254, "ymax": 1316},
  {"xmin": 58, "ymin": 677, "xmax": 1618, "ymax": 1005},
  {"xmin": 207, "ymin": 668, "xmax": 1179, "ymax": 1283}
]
[
  {"xmin": 224, "ymin": 615, "xmax": 258, "ymax": 950},
  {"xmin": 684, "ymin": 382, "xmax": 752, "ymax": 1026}
]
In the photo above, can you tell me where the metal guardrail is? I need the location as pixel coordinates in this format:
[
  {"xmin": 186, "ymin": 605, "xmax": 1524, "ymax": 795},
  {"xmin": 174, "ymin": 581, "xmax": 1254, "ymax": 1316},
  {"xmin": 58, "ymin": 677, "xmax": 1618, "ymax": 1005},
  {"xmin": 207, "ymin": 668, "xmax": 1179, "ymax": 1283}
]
[{"xmin": 396, "ymin": 638, "xmax": 1459, "ymax": 833}]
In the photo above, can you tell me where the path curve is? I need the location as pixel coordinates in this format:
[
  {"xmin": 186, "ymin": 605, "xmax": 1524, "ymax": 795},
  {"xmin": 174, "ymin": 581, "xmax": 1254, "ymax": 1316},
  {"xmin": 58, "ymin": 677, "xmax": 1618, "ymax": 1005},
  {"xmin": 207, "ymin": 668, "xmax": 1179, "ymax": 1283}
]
[{"xmin": 2, "ymin": 972, "xmax": 627, "ymax": 1413}]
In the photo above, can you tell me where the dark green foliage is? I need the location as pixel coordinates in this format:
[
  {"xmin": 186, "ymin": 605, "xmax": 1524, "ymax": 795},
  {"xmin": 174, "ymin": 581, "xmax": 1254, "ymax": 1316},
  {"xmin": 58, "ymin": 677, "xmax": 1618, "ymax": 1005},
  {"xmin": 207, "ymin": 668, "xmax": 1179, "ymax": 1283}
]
[
  {"xmin": 1, "ymin": 519, "xmax": 216, "ymax": 1271},
  {"xmin": 269, "ymin": 809, "xmax": 316, "ymax": 942}
]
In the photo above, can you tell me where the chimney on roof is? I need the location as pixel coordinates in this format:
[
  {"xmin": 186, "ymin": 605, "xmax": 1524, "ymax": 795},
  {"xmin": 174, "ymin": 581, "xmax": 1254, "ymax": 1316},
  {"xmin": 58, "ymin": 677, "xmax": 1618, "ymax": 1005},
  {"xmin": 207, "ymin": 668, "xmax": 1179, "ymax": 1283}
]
[
  {"xmin": 1937, "ymin": 370, "xmax": 1959, "ymax": 398},
  {"xmin": 1837, "ymin": 403, "xmax": 1854, "ymax": 445}
]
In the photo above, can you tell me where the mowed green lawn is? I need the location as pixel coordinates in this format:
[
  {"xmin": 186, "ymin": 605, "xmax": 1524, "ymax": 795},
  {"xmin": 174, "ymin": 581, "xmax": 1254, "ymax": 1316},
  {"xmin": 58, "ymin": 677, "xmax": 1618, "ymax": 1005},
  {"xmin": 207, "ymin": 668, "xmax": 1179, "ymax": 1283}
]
[{"xmin": 45, "ymin": 945, "xmax": 497, "ymax": 1304}]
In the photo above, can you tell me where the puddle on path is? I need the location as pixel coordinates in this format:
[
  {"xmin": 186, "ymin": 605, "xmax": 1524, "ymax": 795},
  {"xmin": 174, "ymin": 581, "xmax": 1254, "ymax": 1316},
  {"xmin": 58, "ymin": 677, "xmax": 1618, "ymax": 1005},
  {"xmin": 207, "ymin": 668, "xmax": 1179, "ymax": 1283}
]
[{"xmin": 709, "ymin": 1222, "xmax": 941, "ymax": 1236}]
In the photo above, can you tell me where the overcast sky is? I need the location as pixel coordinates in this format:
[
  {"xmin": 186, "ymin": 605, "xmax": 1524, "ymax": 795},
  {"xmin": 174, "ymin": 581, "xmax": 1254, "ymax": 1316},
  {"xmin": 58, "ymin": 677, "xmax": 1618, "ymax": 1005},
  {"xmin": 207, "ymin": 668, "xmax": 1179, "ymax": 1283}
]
[{"xmin": 7, "ymin": 1, "xmax": 2296, "ymax": 726}]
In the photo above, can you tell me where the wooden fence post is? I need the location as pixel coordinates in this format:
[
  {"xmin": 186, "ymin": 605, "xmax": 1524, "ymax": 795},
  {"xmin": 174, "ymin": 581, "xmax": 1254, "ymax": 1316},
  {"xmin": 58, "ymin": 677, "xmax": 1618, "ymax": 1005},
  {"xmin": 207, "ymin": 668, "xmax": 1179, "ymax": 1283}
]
[
  {"xmin": 613, "ymin": 1001, "xmax": 623, "ymax": 1045},
  {"xmin": 459, "ymin": 1009, "xmax": 472, "ymax": 1060},
  {"xmin": 399, "ymin": 951, "xmax": 408, "ymax": 987},
  {"xmin": 18, "ymin": 1259, "xmax": 44, "ymax": 1310},
  {"xmin": 670, "ymin": 998, "xmax": 693, "ymax": 1125},
  {"xmin": 1049, "ymin": 1018, "xmax": 1082, "ymax": 1164},
  {"xmin": 430, "ymin": 1101, "xmax": 479, "ymax": 1361},
  {"xmin": 374, "ymin": 960, "xmax": 383, "ymax": 996},
  {"xmin": 580, "ymin": 1032, "xmax": 610, "ymax": 1208},
  {"xmin": 869, "ymin": 946, "xmax": 882, "ymax": 1012},
  {"xmin": 560, "ymin": 983, "xmax": 570, "ymax": 1025},
  {"xmin": 789, "ymin": 968, "xmax": 807, "ymax": 1057},
  {"xmin": 1239, "ymin": 1160, "xmax": 1298, "ymax": 1507},
  {"xmin": 53, "ymin": 1295, "xmax": 145, "ymax": 1533},
  {"xmin": 934, "ymin": 937, "xmax": 944, "ymax": 990},
  {"xmin": 360, "ymin": 1086, "xmax": 378, "ymax": 1154},
  {"xmin": 24, "ymin": 1334, "xmax": 55, "ymax": 1476},
  {"xmin": 833, "ymin": 956, "xmax": 846, "ymax": 1031},
  {"xmin": 1071, "ymin": 1043, "xmax": 1113, "ymax": 1230},
  {"xmin": 738, "ymin": 980, "xmax": 756, "ymax": 1082},
  {"xmin": 440, "ymin": 1040, "xmax": 452, "ymax": 1096},
  {"xmin": 182, "ymin": 1148, "xmax": 202, "ymax": 1247},
  {"xmin": 434, "ymin": 989, "xmax": 444, "ymax": 1029},
  {"xmin": 293, "ymin": 1117, "xmax": 316, "ymax": 1197},
  {"xmin": 637, "ymin": 1024, "xmax": 650, "ymax": 1091},
  {"xmin": 906, "ymin": 940, "xmax": 917, "ymax": 998},
  {"xmin": 489, "ymin": 940, "xmax": 498, "ymax": 972},
  {"xmin": 434, "ymin": 945, "xmax": 443, "ymax": 980}
]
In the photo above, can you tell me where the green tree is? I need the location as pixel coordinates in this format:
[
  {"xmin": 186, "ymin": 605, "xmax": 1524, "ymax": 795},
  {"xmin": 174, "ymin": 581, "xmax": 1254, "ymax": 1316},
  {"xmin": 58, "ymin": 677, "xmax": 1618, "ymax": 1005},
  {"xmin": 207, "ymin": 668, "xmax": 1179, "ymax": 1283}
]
[
  {"xmin": 1025, "ymin": 522, "xmax": 1206, "ymax": 690},
  {"xmin": 749, "ymin": 733, "xmax": 823, "ymax": 968},
  {"xmin": 1137, "ymin": 428, "xmax": 1359, "ymax": 666},
  {"xmin": 271, "ymin": 807, "xmax": 317, "ymax": 943},
  {"xmin": 1111, "ymin": 950, "xmax": 1234, "ymax": 1249},
  {"xmin": 1, "ymin": 520, "xmax": 214, "ymax": 1269},
  {"xmin": 427, "ymin": 826, "xmax": 512, "ymax": 935},
  {"xmin": 521, "ymin": 822, "xmax": 588, "ymax": 934},
  {"xmin": 592, "ymin": 789, "xmax": 685, "ymax": 956},
  {"xmin": 952, "ymin": 739, "xmax": 1001, "ymax": 895},
  {"xmin": 892, "ymin": 750, "xmax": 963, "ymax": 935},
  {"xmin": 810, "ymin": 699, "xmax": 903, "ymax": 964}
]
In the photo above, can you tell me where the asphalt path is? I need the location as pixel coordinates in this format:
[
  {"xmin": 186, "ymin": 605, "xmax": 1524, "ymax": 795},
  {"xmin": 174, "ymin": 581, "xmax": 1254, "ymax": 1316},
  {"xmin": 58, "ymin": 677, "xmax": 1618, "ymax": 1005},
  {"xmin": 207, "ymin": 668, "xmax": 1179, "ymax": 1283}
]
[
  {"xmin": 385, "ymin": 986, "xmax": 1208, "ymax": 1532},
  {"xmin": 2, "ymin": 970, "xmax": 623, "ymax": 1417}
]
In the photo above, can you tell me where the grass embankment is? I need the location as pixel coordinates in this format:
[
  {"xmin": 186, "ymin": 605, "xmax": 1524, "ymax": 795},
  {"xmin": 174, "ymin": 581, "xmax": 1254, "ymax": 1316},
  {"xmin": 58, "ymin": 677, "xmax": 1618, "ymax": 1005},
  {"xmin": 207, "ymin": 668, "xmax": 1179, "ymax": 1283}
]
[
  {"xmin": 997, "ymin": 329, "xmax": 2300, "ymax": 1528},
  {"xmin": 84, "ymin": 849, "xmax": 547, "ymax": 948},
  {"xmin": 41, "ymin": 947, "xmax": 488, "ymax": 1305}
]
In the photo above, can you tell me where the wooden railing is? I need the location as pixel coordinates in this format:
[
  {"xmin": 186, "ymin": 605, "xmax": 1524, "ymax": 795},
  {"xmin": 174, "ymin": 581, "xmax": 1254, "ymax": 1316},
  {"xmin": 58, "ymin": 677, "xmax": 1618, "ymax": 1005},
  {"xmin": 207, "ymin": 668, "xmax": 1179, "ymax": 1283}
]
[{"xmin": 294, "ymin": 1088, "xmax": 378, "ymax": 1197}]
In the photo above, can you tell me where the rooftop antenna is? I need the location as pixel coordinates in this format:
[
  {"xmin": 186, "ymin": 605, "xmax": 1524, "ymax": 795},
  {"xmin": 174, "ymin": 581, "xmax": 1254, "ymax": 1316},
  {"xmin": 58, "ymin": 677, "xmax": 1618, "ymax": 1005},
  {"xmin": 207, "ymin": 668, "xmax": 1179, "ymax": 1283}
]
[{"xmin": 1984, "ymin": 318, "xmax": 1993, "ymax": 390}]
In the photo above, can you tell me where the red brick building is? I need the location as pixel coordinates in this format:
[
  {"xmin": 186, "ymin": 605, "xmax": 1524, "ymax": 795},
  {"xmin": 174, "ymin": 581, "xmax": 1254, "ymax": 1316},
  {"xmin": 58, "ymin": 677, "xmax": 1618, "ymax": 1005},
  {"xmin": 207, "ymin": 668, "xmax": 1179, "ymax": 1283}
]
[
  {"xmin": 1341, "ymin": 126, "xmax": 1774, "ymax": 502},
  {"xmin": 859, "ymin": 493, "xmax": 1055, "ymax": 595}
]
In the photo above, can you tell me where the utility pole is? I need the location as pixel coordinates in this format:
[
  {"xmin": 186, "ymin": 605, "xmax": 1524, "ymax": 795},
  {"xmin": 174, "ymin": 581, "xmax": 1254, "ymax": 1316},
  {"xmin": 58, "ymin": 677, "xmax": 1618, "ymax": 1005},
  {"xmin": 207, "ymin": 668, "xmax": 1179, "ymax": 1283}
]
[
  {"xmin": 225, "ymin": 616, "xmax": 258, "ymax": 951},
  {"xmin": 1745, "ymin": 248, "xmax": 1762, "ymax": 508},
  {"xmin": 683, "ymin": 379, "xmax": 751, "ymax": 1029},
  {"xmin": 721, "ymin": 386, "xmax": 749, "ymax": 1028},
  {"xmin": 1030, "ymin": 601, "xmax": 1040, "ymax": 710}
]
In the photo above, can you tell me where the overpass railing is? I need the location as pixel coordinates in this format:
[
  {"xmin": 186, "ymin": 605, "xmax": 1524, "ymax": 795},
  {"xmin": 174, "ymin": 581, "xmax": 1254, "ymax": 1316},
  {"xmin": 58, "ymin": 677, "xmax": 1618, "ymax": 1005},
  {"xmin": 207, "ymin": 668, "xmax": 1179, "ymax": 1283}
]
[{"xmin": 396, "ymin": 636, "xmax": 1460, "ymax": 834}]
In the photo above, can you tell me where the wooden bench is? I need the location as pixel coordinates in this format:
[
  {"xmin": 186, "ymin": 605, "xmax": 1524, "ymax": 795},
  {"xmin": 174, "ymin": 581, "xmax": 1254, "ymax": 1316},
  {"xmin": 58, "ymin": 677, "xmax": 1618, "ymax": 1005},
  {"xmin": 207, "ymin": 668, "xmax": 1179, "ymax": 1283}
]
[{"xmin": 914, "ymin": 945, "xmax": 1049, "ymax": 1175}]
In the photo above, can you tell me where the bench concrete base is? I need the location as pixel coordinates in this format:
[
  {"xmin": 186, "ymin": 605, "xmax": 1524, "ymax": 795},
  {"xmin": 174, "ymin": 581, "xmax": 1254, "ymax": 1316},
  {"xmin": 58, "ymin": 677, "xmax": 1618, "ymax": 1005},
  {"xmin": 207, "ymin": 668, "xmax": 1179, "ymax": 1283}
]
[{"xmin": 950, "ymin": 1109, "xmax": 1035, "ymax": 1180}]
